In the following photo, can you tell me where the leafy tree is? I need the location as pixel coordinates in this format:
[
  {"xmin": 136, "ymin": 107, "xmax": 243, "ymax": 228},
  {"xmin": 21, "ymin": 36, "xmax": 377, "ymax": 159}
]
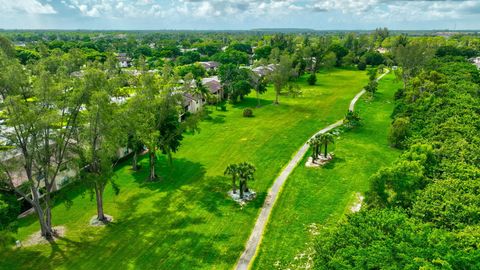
[
  {"xmin": 78, "ymin": 69, "xmax": 123, "ymax": 222},
  {"xmin": 224, "ymin": 164, "xmax": 239, "ymax": 194},
  {"xmin": 344, "ymin": 110, "xmax": 361, "ymax": 128},
  {"xmin": 268, "ymin": 54, "xmax": 294, "ymax": 104},
  {"xmin": 318, "ymin": 132, "xmax": 335, "ymax": 158},
  {"xmin": 328, "ymin": 44, "xmax": 348, "ymax": 66},
  {"xmin": 254, "ymin": 46, "xmax": 272, "ymax": 60},
  {"xmin": 218, "ymin": 63, "xmax": 252, "ymax": 102},
  {"xmin": 321, "ymin": 51, "xmax": 337, "ymax": 69},
  {"xmin": 237, "ymin": 162, "xmax": 256, "ymax": 199},
  {"xmin": 388, "ymin": 117, "xmax": 410, "ymax": 149},
  {"xmin": 228, "ymin": 43, "xmax": 252, "ymax": 54},
  {"xmin": 308, "ymin": 136, "xmax": 321, "ymax": 162},
  {"xmin": 248, "ymin": 70, "xmax": 267, "ymax": 107},
  {"xmin": 213, "ymin": 50, "xmax": 249, "ymax": 65},
  {"xmin": 0, "ymin": 50, "xmax": 87, "ymax": 239}
]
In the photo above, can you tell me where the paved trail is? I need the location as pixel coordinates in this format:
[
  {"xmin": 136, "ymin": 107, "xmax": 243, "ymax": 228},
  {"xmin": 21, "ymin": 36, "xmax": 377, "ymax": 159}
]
[{"xmin": 234, "ymin": 70, "xmax": 390, "ymax": 270}]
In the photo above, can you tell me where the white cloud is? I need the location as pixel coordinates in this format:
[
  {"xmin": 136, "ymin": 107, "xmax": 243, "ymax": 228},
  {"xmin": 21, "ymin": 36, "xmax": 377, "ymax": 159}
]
[{"xmin": 0, "ymin": 0, "xmax": 57, "ymax": 14}]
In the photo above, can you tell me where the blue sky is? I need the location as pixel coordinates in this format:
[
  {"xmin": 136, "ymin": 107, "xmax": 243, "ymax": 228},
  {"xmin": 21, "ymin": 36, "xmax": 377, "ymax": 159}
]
[{"xmin": 1, "ymin": 0, "xmax": 480, "ymax": 30}]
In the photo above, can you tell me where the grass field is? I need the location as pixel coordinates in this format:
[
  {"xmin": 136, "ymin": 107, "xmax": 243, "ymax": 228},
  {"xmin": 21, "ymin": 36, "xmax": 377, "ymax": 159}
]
[
  {"xmin": 251, "ymin": 73, "xmax": 402, "ymax": 269},
  {"xmin": 2, "ymin": 68, "xmax": 368, "ymax": 270}
]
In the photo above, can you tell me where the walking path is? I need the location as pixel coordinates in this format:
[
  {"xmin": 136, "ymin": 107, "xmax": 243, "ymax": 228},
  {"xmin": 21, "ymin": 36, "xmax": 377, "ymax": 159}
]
[{"xmin": 234, "ymin": 70, "xmax": 390, "ymax": 270}]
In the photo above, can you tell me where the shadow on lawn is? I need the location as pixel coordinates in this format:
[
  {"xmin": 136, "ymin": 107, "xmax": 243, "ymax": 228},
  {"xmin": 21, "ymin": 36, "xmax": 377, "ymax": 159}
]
[{"xmin": 323, "ymin": 156, "xmax": 346, "ymax": 170}]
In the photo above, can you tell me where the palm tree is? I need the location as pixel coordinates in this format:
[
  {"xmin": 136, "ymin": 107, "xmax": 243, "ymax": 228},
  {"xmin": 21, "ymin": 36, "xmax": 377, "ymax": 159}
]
[
  {"xmin": 318, "ymin": 132, "xmax": 335, "ymax": 158},
  {"xmin": 224, "ymin": 164, "xmax": 239, "ymax": 194},
  {"xmin": 237, "ymin": 162, "xmax": 256, "ymax": 199},
  {"xmin": 308, "ymin": 136, "xmax": 321, "ymax": 162}
]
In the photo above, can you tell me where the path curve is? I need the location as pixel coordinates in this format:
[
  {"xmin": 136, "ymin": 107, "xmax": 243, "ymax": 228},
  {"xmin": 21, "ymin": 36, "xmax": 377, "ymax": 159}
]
[{"xmin": 234, "ymin": 70, "xmax": 390, "ymax": 270}]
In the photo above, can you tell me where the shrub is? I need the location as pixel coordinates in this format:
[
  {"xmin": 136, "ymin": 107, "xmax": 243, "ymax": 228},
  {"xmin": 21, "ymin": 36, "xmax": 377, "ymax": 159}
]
[
  {"xmin": 357, "ymin": 61, "xmax": 367, "ymax": 70},
  {"xmin": 243, "ymin": 108, "xmax": 253, "ymax": 117},
  {"xmin": 307, "ymin": 73, "xmax": 317, "ymax": 85}
]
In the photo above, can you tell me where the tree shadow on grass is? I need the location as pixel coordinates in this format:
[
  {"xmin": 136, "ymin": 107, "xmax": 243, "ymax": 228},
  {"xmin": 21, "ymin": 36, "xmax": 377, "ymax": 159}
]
[
  {"xmin": 323, "ymin": 156, "xmax": 346, "ymax": 170},
  {"xmin": 130, "ymin": 155, "xmax": 206, "ymax": 192},
  {"xmin": 204, "ymin": 114, "xmax": 226, "ymax": 124}
]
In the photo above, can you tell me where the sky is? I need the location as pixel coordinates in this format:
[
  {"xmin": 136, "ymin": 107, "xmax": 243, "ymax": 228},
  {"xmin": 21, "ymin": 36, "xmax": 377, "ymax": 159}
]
[{"xmin": 0, "ymin": 0, "xmax": 480, "ymax": 30}]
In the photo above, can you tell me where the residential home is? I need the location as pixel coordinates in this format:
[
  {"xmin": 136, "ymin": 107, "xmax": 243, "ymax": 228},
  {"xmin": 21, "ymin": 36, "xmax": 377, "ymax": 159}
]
[
  {"xmin": 202, "ymin": 76, "xmax": 224, "ymax": 100},
  {"xmin": 252, "ymin": 64, "xmax": 276, "ymax": 77},
  {"xmin": 376, "ymin": 47, "xmax": 389, "ymax": 54},
  {"xmin": 182, "ymin": 93, "xmax": 204, "ymax": 115},
  {"xmin": 198, "ymin": 61, "xmax": 220, "ymax": 71},
  {"xmin": 469, "ymin": 57, "xmax": 480, "ymax": 69},
  {"xmin": 117, "ymin": 53, "xmax": 132, "ymax": 68}
]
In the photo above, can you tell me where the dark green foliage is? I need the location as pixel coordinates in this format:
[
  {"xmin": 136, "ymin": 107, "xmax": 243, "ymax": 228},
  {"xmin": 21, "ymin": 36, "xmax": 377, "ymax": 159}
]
[
  {"xmin": 315, "ymin": 209, "xmax": 480, "ymax": 270},
  {"xmin": 254, "ymin": 46, "xmax": 272, "ymax": 60},
  {"xmin": 357, "ymin": 61, "xmax": 366, "ymax": 70},
  {"xmin": 363, "ymin": 51, "xmax": 385, "ymax": 66},
  {"xmin": 212, "ymin": 50, "xmax": 249, "ymax": 65},
  {"xmin": 388, "ymin": 116, "xmax": 409, "ymax": 148},
  {"xmin": 243, "ymin": 108, "xmax": 253, "ymax": 117},
  {"xmin": 315, "ymin": 50, "xmax": 480, "ymax": 269},
  {"xmin": 328, "ymin": 44, "xmax": 348, "ymax": 66},
  {"xmin": 15, "ymin": 47, "xmax": 40, "ymax": 64},
  {"xmin": 197, "ymin": 44, "xmax": 221, "ymax": 56},
  {"xmin": 228, "ymin": 43, "xmax": 252, "ymax": 54},
  {"xmin": 218, "ymin": 63, "xmax": 252, "ymax": 102},
  {"xmin": 436, "ymin": 45, "xmax": 477, "ymax": 58},
  {"xmin": 177, "ymin": 51, "xmax": 201, "ymax": 65},
  {"xmin": 175, "ymin": 63, "xmax": 206, "ymax": 78},
  {"xmin": 343, "ymin": 110, "xmax": 361, "ymax": 128},
  {"xmin": 0, "ymin": 193, "xmax": 19, "ymax": 231},
  {"xmin": 307, "ymin": 72, "xmax": 317, "ymax": 85}
]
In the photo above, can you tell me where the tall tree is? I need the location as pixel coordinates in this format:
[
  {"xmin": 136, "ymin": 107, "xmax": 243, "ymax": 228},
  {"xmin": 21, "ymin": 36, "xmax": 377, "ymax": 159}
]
[
  {"xmin": 268, "ymin": 54, "xmax": 294, "ymax": 104},
  {"xmin": 0, "ymin": 49, "xmax": 87, "ymax": 239},
  {"xmin": 249, "ymin": 71, "xmax": 267, "ymax": 107},
  {"xmin": 318, "ymin": 132, "xmax": 335, "ymax": 158},
  {"xmin": 78, "ymin": 69, "xmax": 122, "ymax": 223}
]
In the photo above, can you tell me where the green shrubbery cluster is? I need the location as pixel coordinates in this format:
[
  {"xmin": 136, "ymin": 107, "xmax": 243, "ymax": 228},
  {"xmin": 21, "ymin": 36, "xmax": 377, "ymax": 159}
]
[{"xmin": 315, "ymin": 57, "xmax": 480, "ymax": 269}]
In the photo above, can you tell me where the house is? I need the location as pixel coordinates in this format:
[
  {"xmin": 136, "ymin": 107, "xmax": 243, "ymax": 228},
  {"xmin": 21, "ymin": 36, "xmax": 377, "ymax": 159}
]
[
  {"xmin": 376, "ymin": 47, "xmax": 389, "ymax": 54},
  {"xmin": 182, "ymin": 93, "xmax": 204, "ymax": 115},
  {"xmin": 252, "ymin": 64, "xmax": 276, "ymax": 77},
  {"xmin": 198, "ymin": 61, "xmax": 220, "ymax": 71},
  {"xmin": 469, "ymin": 57, "xmax": 480, "ymax": 69},
  {"xmin": 202, "ymin": 76, "xmax": 223, "ymax": 99},
  {"xmin": 117, "ymin": 53, "xmax": 132, "ymax": 68}
]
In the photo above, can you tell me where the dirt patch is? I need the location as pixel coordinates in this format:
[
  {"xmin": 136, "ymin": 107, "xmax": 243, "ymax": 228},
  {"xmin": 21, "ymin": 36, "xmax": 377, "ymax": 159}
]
[
  {"xmin": 90, "ymin": 214, "xmax": 114, "ymax": 226},
  {"xmin": 305, "ymin": 153, "xmax": 334, "ymax": 167},
  {"xmin": 228, "ymin": 190, "xmax": 257, "ymax": 206},
  {"xmin": 350, "ymin": 193, "xmax": 364, "ymax": 213},
  {"xmin": 21, "ymin": 226, "xmax": 66, "ymax": 247}
]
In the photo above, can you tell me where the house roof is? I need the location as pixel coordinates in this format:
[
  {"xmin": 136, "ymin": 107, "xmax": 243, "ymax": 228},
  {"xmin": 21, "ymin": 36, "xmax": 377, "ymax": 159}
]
[
  {"xmin": 201, "ymin": 76, "xmax": 222, "ymax": 94},
  {"xmin": 198, "ymin": 61, "xmax": 220, "ymax": 69}
]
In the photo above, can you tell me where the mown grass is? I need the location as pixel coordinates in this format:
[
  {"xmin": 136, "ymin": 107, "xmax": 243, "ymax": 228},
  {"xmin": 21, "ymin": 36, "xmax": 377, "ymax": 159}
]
[
  {"xmin": 2, "ymin": 68, "xmax": 368, "ymax": 270},
  {"xmin": 251, "ymin": 73, "xmax": 402, "ymax": 269}
]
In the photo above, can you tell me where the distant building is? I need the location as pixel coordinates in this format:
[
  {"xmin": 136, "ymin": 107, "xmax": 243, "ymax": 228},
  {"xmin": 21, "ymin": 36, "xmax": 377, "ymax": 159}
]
[
  {"xmin": 201, "ymin": 76, "xmax": 223, "ymax": 99},
  {"xmin": 469, "ymin": 57, "xmax": 480, "ymax": 69},
  {"xmin": 198, "ymin": 61, "xmax": 220, "ymax": 71},
  {"xmin": 376, "ymin": 47, "xmax": 389, "ymax": 54},
  {"xmin": 252, "ymin": 64, "xmax": 276, "ymax": 77},
  {"xmin": 117, "ymin": 53, "xmax": 132, "ymax": 68}
]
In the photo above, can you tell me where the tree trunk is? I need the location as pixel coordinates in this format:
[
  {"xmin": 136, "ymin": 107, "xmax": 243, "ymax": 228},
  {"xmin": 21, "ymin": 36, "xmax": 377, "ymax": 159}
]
[
  {"xmin": 149, "ymin": 151, "xmax": 156, "ymax": 181},
  {"xmin": 232, "ymin": 177, "xmax": 237, "ymax": 194},
  {"xmin": 31, "ymin": 187, "xmax": 54, "ymax": 240},
  {"xmin": 95, "ymin": 184, "xmax": 106, "ymax": 222},
  {"xmin": 239, "ymin": 181, "xmax": 244, "ymax": 199},
  {"xmin": 244, "ymin": 180, "xmax": 249, "ymax": 193},
  {"xmin": 324, "ymin": 143, "xmax": 328, "ymax": 158},
  {"xmin": 275, "ymin": 91, "xmax": 279, "ymax": 104},
  {"xmin": 132, "ymin": 151, "xmax": 138, "ymax": 171}
]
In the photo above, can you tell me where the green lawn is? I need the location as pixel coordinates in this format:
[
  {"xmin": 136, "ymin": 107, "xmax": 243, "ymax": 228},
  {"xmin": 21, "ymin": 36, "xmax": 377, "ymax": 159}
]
[
  {"xmin": 251, "ymin": 73, "xmax": 402, "ymax": 269},
  {"xmin": 2, "ymin": 68, "xmax": 368, "ymax": 270}
]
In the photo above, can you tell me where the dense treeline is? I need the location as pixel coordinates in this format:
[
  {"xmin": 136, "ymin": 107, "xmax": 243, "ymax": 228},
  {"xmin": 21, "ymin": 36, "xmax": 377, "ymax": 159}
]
[{"xmin": 314, "ymin": 46, "xmax": 480, "ymax": 268}]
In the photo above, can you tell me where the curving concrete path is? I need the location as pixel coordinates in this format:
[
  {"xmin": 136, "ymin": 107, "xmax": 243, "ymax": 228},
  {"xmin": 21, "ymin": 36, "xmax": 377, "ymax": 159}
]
[{"xmin": 234, "ymin": 70, "xmax": 390, "ymax": 270}]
